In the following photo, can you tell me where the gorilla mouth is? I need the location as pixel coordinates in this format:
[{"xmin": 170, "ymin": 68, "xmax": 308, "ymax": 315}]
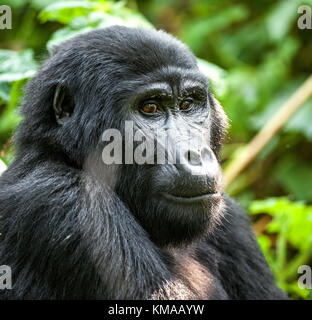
[{"xmin": 162, "ymin": 192, "xmax": 221, "ymax": 203}]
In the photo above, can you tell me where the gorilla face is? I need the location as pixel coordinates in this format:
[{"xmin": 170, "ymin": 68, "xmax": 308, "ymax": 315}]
[
  {"xmin": 115, "ymin": 65, "xmax": 225, "ymax": 247},
  {"xmin": 33, "ymin": 25, "xmax": 227, "ymax": 248},
  {"xmin": 103, "ymin": 46, "xmax": 227, "ymax": 246}
]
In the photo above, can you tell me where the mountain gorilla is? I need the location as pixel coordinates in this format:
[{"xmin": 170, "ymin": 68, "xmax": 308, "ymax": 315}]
[{"xmin": 0, "ymin": 26, "xmax": 287, "ymax": 299}]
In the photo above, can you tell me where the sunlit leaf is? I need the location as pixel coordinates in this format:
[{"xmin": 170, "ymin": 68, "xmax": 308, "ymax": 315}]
[
  {"xmin": 266, "ymin": 0, "xmax": 301, "ymax": 41},
  {"xmin": 250, "ymin": 197, "xmax": 312, "ymax": 250},
  {"xmin": 0, "ymin": 49, "xmax": 38, "ymax": 82},
  {"xmin": 197, "ymin": 58, "xmax": 228, "ymax": 98},
  {"xmin": 39, "ymin": 1, "xmax": 96, "ymax": 24}
]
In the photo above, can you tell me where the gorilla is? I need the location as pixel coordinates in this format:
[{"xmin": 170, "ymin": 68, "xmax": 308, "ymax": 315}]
[{"xmin": 0, "ymin": 26, "xmax": 287, "ymax": 299}]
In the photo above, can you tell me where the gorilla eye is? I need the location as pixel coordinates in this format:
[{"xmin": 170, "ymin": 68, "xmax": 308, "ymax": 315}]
[
  {"xmin": 141, "ymin": 102, "xmax": 158, "ymax": 114},
  {"xmin": 180, "ymin": 99, "xmax": 193, "ymax": 111}
]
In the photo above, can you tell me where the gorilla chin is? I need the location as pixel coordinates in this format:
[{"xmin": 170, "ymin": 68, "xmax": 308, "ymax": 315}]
[{"xmin": 136, "ymin": 190, "xmax": 224, "ymax": 248}]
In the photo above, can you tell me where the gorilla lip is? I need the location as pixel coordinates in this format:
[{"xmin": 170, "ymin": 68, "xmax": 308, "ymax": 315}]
[{"xmin": 162, "ymin": 192, "xmax": 221, "ymax": 203}]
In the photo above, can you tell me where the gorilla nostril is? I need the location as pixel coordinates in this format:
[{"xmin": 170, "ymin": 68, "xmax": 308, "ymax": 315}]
[
  {"xmin": 186, "ymin": 150, "xmax": 202, "ymax": 166},
  {"xmin": 201, "ymin": 147, "xmax": 213, "ymax": 163}
]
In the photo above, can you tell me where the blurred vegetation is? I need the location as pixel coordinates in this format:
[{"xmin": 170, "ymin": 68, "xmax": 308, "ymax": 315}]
[{"xmin": 0, "ymin": 0, "xmax": 312, "ymax": 299}]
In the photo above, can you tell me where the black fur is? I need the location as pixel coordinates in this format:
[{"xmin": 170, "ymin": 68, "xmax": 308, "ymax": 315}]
[{"xmin": 0, "ymin": 26, "xmax": 287, "ymax": 299}]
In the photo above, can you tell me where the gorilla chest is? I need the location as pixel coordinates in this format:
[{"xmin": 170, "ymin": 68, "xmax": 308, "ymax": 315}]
[{"xmin": 170, "ymin": 251, "xmax": 228, "ymax": 300}]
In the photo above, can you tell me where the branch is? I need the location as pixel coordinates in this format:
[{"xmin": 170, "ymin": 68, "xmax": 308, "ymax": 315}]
[{"xmin": 223, "ymin": 74, "xmax": 312, "ymax": 189}]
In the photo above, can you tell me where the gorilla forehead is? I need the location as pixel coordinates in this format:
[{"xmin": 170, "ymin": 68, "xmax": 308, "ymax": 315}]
[{"xmin": 50, "ymin": 25, "xmax": 199, "ymax": 79}]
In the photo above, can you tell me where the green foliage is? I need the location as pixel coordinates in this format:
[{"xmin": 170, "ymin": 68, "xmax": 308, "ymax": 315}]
[
  {"xmin": 252, "ymin": 79, "xmax": 312, "ymax": 141},
  {"xmin": 39, "ymin": 0, "xmax": 153, "ymax": 51},
  {"xmin": 39, "ymin": 1, "xmax": 97, "ymax": 24},
  {"xmin": 0, "ymin": 49, "xmax": 37, "ymax": 85},
  {"xmin": 274, "ymin": 156, "xmax": 312, "ymax": 201},
  {"xmin": 0, "ymin": 49, "xmax": 38, "ymax": 146},
  {"xmin": 196, "ymin": 58, "xmax": 228, "ymax": 97},
  {"xmin": 250, "ymin": 197, "xmax": 312, "ymax": 299},
  {"xmin": 180, "ymin": 5, "xmax": 249, "ymax": 54}
]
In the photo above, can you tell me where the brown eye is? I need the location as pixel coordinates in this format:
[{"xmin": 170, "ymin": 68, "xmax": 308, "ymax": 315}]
[
  {"xmin": 141, "ymin": 103, "xmax": 157, "ymax": 113},
  {"xmin": 180, "ymin": 99, "xmax": 192, "ymax": 110}
]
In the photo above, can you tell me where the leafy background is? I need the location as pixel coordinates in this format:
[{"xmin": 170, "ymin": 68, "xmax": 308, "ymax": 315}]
[{"xmin": 0, "ymin": 0, "xmax": 311, "ymax": 299}]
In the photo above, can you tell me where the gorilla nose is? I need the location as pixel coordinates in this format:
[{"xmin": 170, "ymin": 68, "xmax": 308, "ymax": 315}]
[
  {"xmin": 176, "ymin": 145, "xmax": 221, "ymax": 185},
  {"xmin": 169, "ymin": 145, "xmax": 221, "ymax": 198},
  {"xmin": 185, "ymin": 147, "xmax": 213, "ymax": 167}
]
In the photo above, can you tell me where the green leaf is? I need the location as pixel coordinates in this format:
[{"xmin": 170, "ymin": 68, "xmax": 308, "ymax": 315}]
[
  {"xmin": 274, "ymin": 156, "xmax": 312, "ymax": 201},
  {"xmin": 0, "ymin": 49, "xmax": 38, "ymax": 83},
  {"xmin": 39, "ymin": 1, "xmax": 96, "ymax": 24},
  {"xmin": 266, "ymin": 0, "xmax": 301, "ymax": 41},
  {"xmin": 46, "ymin": 26, "xmax": 94, "ymax": 52},
  {"xmin": 0, "ymin": 82, "xmax": 11, "ymax": 103},
  {"xmin": 0, "ymin": 50, "xmax": 32, "ymax": 137},
  {"xmin": 0, "ymin": 49, "xmax": 38, "ymax": 137},
  {"xmin": 197, "ymin": 58, "xmax": 228, "ymax": 98},
  {"xmin": 0, "ymin": 79, "xmax": 25, "ymax": 137},
  {"xmin": 250, "ymin": 197, "xmax": 312, "ymax": 251},
  {"xmin": 257, "ymin": 234, "xmax": 276, "ymax": 273},
  {"xmin": 109, "ymin": 5, "xmax": 153, "ymax": 29},
  {"xmin": 285, "ymin": 282, "xmax": 311, "ymax": 300},
  {"xmin": 181, "ymin": 5, "xmax": 249, "ymax": 53},
  {"xmin": 45, "ymin": 5, "xmax": 153, "ymax": 52},
  {"xmin": 286, "ymin": 101, "xmax": 312, "ymax": 140}
]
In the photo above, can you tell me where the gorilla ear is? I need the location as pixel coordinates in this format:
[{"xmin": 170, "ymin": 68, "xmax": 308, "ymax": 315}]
[{"xmin": 53, "ymin": 84, "xmax": 75, "ymax": 125}]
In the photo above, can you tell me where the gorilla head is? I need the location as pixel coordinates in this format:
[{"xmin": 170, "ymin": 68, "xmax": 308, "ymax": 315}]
[{"xmin": 17, "ymin": 26, "xmax": 228, "ymax": 247}]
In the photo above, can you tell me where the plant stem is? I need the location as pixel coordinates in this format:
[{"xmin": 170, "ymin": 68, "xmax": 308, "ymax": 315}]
[{"xmin": 223, "ymin": 74, "xmax": 312, "ymax": 189}]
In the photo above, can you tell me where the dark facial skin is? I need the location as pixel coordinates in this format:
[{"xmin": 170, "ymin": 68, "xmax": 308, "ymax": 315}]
[{"xmin": 115, "ymin": 68, "xmax": 223, "ymax": 247}]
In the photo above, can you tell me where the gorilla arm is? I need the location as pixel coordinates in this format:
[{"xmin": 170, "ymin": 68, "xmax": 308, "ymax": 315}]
[
  {"xmin": 79, "ymin": 172, "xmax": 200, "ymax": 299},
  {"xmin": 204, "ymin": 196, "xmax": 288, "ymax": 300},
  {"xmin": 0, "ymin": 163, "xmax": 196, "ymax": 299}
]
